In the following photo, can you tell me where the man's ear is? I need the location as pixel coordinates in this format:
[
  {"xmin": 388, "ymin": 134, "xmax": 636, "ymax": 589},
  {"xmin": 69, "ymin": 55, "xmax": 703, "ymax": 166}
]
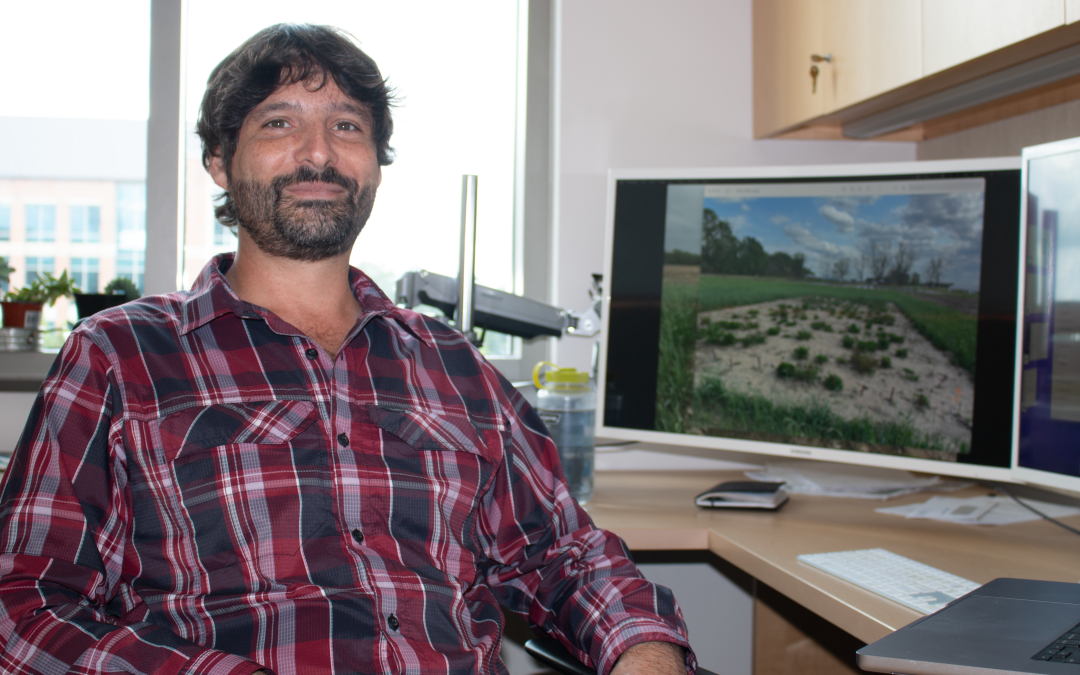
[{"xmin": 208, "ymin": 152, "xmax": 229, "ymax": 191}]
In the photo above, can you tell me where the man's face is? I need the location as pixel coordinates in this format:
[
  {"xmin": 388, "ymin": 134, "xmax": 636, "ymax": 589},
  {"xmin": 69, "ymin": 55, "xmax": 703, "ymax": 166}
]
[{"xmin": 208, "ymin": 76, "xmax": 382, "ymax": 261}]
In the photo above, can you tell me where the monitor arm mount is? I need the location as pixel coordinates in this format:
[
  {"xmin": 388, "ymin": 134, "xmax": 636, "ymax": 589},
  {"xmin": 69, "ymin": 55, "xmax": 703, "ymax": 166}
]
[{"xmin": 394, "ymin": 175, "xmax": 601, "ymax": 346}]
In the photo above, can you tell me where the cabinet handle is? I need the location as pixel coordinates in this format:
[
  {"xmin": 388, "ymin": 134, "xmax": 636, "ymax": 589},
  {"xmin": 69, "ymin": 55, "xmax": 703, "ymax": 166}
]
[{"xmin": 811, "ymin": 53, "xmax": 832, "ymax": 63}]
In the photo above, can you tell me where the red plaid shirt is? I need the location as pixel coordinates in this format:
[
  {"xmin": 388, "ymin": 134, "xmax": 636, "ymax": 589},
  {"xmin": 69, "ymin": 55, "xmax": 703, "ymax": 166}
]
[{"xmin": 0, "ymin": 254, "xmax": 693, "ymax": 675}]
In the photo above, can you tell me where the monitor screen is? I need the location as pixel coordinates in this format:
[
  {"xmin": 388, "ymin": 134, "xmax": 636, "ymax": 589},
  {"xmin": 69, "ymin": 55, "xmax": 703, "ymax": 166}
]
[
  {"xmin": 599, "ymin": 158, "xmax": 1022, "ymax": 481},
  {"xmin": 1013, "ymin": 137, "xmax": 1080, "ymax": 492}
]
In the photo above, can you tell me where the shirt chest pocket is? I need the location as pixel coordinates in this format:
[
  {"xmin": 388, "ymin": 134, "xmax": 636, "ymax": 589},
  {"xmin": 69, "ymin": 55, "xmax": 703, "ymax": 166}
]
[
  {"xmin": 362, "ymin": 405, "xmax": 505, "ymax": 571},
  {"xmin": 155, "ymin": 400, "xmax": 333, "ymax": 586}
]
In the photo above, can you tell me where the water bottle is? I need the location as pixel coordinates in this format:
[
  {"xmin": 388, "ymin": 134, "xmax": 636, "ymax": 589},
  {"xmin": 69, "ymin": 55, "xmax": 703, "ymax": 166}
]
[{"xmin": 533, "ymin": 361, "xmax": 596, "ymax": 504}]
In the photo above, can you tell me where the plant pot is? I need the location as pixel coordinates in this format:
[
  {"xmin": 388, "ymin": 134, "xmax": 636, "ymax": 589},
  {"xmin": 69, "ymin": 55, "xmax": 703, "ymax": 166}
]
[
  {"xmin": 1, "ymin": 301, "xmax": 44, "ymax": 329},
  {"xmin": 0, "ymin": 327, "xmax": 41, "ymax": 352},
  {"xmin": 74, "ymin": 293, "xmax": 128, "ymax": 319}
]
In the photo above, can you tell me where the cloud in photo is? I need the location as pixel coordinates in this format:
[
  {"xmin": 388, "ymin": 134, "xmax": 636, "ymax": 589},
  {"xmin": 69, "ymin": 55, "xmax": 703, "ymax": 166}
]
[
  {"xmin": 784, "ymin": 223, "xmax": 844, "ymax": 257},
  {"xmin": 819, "ymin": 204, "xmax": 857, "ymax": 233},
  {"xmin": 896, "ymin": 193, "xmax": 983, "ymax": 241}
]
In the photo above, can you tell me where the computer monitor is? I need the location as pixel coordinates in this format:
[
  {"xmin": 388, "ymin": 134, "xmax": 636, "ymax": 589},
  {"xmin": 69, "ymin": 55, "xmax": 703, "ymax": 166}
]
[
  {"xmin": 1012, "ymin": 137, "xmax": 1080, "ymax": 493},
  {"xmin": 598, "ymin": 158, "xmax": 1022, "ymax": 481}
]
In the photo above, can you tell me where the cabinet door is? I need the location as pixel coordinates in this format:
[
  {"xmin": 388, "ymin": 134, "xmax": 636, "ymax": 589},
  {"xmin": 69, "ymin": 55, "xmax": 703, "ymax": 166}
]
[
  {"xmin": 753, "ymin": 0, "xmax": 825, "ymax": 137},
  {"xmin": 922, "ymin": 0, "xmax": 1065, "ymax": 76},
  {"xmin": 822, "ymin": 0, "xmax": 922, "ymax": 112}
]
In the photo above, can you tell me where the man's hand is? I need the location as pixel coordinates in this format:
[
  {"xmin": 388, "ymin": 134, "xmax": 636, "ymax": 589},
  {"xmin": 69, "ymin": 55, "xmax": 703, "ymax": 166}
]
[{"xmin": 610, "ymin": 641, "xmax": 686, "ymax": 675}]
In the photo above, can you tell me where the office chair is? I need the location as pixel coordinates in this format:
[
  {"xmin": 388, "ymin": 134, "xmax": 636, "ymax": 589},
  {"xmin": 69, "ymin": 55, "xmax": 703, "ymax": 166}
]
[{"xmin": 524, "ymin": 637, "xmax": 719, "ymax": 675}]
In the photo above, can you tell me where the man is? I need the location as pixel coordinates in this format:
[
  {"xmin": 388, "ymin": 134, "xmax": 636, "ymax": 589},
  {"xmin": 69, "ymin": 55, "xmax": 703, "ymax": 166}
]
[{"xmin": 0, "ymin": 24, "xmax": 695, "ymax": 675}]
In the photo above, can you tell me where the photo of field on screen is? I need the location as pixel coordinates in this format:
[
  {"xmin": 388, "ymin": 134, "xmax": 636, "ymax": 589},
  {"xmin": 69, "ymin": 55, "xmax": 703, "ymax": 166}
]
[{"xmin": 602, "ymin": 161, "xmax": 1021, "ymax": 478}]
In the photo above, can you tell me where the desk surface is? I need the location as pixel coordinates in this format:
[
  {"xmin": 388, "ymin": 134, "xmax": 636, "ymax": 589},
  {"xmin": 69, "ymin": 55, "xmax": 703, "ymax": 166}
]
[{"xmin": 585, "ymin": 470, "xmax": 1080, "ymax": 645}]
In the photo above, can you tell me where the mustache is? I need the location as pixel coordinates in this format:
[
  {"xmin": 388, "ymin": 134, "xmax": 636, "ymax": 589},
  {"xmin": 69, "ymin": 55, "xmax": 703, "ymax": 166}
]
[{"xmin": 271, "ymin": 165, "xmax": 358, "ymax": 195}]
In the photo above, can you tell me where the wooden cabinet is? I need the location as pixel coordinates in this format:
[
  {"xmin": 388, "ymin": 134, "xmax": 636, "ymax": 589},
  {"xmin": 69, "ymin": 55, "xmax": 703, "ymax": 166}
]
[
  {"xmin": 754, "ymin": 0, "xmax": 921, "ymax": 137},
  {"xmin": 753, "ymin": 0, "xmax": 826, "ymax": 137},
  {"xmin": 754, "ymin": 0, "xmax": 1080, "ymax": 140},
  {"xmin": 922, "ymin": 0, "xmax": 1064, "ymax": 75},
  {"xmin": 822, "ymin": 0, "xmax": 922, "ymax": 111}
]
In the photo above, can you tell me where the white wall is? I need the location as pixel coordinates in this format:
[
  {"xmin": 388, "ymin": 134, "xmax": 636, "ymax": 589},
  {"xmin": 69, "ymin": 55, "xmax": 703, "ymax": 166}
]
[{"xmin": 549, "ymin": 0, "xmax": 918, "ymax": 372}]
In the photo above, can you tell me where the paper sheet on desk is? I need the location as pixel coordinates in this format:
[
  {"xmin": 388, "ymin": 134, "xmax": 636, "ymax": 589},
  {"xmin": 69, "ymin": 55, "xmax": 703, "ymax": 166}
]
[
  {"xmin": 745, "ymin": 461, "xmax": 966, "ymax": 500},
  {"xmin": 877, "ymin": 495, "xmax": 1080, "ymax": 525}
]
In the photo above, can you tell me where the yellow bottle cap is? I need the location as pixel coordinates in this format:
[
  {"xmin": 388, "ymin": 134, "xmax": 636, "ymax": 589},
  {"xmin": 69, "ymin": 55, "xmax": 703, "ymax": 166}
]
[{"xmin": 533, "ymin": 361, "xmax": 590, "ymax": 387}]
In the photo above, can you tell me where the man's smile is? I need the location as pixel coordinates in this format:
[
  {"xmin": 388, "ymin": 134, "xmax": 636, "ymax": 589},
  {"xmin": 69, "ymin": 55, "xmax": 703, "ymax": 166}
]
[{"xmin": 283, "ymin": 181, "xmax": 347, "ymax": 200}]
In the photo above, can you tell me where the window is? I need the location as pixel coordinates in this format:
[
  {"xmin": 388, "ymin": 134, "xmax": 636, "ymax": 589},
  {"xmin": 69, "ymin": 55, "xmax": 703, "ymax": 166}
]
[
  {"xmin": 1, "ymin": 2, "xmax": 545, "ymax": 372},
  {"xmin": 24, "ymin": 256, "xmax": 55, "ymax": 286},
  {"xmin": 116, "ymin": 250, "xmax": 144, "ymax": 291},
  {"xmin": 213, "ymin": 218, "xmax": 235, "ymax": 248},
  {"xmin": 116, "ymin": 183, "xmax": 146, "ymax": 293},
  {"xmin": 25, "ymin": 205, "xmax": 56, "ymax": 243},
  {"xmin": 71, "ymin": 257, "xmax": 100, "ymax": 293},
  {"xmin": 70, "ymin": 206, "xmax": 101, "ymax": 243},
  {"xmin": 0, "ymin": 1, "xmax": 149, "ymax": 345}
]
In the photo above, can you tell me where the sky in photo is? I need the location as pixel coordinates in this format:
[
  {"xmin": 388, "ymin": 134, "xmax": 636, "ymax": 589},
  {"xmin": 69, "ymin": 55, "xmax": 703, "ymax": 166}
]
[{"xmin": 701, "ymin": 191, "xmax": 986, "ymax": 291}]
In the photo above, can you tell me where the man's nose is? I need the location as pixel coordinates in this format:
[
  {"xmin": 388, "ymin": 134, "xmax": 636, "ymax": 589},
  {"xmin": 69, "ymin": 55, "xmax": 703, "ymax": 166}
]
[{"xmin": 295, "ymin": 125, "xmax": 337, "ymax": 169}]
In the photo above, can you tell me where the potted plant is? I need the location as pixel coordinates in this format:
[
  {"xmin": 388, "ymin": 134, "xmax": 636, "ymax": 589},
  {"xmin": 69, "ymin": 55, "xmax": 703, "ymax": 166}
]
[
  {"xmin": 74, "ymin": 276, "xmax": 142, "ymax": 320},
  {"xmin": 2, "ymin": 270, "xmax": 81, "ymax": 329}
]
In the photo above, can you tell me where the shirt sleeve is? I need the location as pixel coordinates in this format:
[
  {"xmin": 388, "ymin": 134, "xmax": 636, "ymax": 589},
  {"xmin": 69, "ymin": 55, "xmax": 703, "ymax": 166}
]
[
  {"xmin": 473, "ymin": 369, "xmax": 698, "ymax": 675},
  {"xmin": 0, "ymin": 332, "xmax": 264, "ymax": 675}
]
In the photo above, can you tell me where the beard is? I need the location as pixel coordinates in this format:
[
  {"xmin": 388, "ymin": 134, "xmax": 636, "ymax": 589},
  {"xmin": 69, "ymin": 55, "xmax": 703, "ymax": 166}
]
[{"xmin": 229, "ymin": 165, "xmax": 376, "ymax": 262}]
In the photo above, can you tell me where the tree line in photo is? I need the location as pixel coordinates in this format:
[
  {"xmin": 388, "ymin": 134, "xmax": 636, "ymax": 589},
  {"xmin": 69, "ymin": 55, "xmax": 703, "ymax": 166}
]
[{"xmin": 664, "ymin": 209, "xmax": 953, "ymax": 288}]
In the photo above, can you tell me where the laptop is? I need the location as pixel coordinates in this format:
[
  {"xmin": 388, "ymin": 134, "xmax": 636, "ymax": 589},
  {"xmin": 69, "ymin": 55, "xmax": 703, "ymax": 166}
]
[{"xmin": 858, "ymin": 578, "xmax": 1080, "ymax": 674}]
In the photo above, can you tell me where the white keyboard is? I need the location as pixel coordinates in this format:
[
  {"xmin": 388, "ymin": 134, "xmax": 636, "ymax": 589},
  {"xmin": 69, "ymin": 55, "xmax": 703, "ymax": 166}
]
[{"xmin": 797, "ymin": 548, "xmax": 981, "ymax": 615}]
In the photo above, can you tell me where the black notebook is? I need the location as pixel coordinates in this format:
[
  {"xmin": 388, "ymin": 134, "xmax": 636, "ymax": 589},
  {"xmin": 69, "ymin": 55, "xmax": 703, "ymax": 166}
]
[{"xmin": 694, "ymin": 480, "xmax": 788, "ymax": 510}]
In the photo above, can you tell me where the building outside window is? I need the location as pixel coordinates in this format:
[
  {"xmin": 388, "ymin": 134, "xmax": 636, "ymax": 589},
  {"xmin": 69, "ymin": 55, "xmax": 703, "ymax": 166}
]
[
  {"xmin": 0, "ymin": 204, "xmax": 10, "ymax": 241},
  {"xmin": 23, "ymin": 256, "xmax": 55, "ymax": 286},
  {"xmin": 0, "ymin": 257, "xmax": 8, "ymax": 294},
  {"xmin": 213, "ymin": 218, "xmax": 235, "ymax": 247},
  {"xmin": 70, "ymin": 206, "xmax": 101, "ymax": 243},
  {"xmin": 71, "ymin": 257, "xmax": 100, "ymax": 293},
  {"xmin": 116, "ymin": 183, "xmax": 146, "ymax": 292},
  {"xmin": 116, "ymin": 250, "xmax": 144, "ymax": 291},
  {"xmin": 0, "ymin": 1, "xmax": 148, "ymax": 347},
  {"xmin": 25, "ymin": 205, "xmax": 56, "ymax": 243}
]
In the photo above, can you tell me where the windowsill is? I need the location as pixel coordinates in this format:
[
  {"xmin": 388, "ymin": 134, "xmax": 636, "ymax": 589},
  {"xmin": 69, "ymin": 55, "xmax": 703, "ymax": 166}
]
[{"xmin": 0, "ymin": 350, "xmax": 59, "ymax": 391}]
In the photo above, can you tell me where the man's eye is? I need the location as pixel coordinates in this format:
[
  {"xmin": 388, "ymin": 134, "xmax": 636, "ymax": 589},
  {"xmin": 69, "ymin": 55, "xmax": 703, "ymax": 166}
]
[
  {"xmin": 267, "ymin": 119, "xmax": 288, "ymax": 128},
  {"xmin": 336, "ymin": 121, "xmax": 359, "ymax": 131}
]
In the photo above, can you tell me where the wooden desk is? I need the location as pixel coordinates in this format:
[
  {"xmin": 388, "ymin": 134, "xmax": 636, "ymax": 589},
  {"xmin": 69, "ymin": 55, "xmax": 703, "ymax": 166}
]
[{"xmin": 585, "ymin": 470, "xmax": 1080, "ymax": 646}]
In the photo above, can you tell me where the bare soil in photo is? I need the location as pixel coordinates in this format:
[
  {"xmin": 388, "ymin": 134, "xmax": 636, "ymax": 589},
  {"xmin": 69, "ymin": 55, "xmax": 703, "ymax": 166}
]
[
  {"xmin": 663, "ymin": 264, "xmax": 700, "ymax": 286},
  {"xmin": 694, "ymin": 296, "xmax": 975, "ymax": 450}
]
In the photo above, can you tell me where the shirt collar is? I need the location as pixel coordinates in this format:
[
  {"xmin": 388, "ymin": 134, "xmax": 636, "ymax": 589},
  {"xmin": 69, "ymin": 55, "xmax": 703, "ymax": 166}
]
[{"xmin": 179, "ymin": 253, "xmax": 431, "ymax": 346}]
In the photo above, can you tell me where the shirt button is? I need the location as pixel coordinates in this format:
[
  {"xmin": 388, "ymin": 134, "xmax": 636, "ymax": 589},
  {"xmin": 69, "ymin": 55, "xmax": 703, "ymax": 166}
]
[
  {"xmin": 387, "ymin": 614, "xmax": 399, "ymax": 631},
  {"xmin": 351, "ymin": 528, "xmax": 364, "ymax": 545},
  {"xmin": 337, "ymin": 433, "xmax": 350, "ymax": 447},
  {"xmin": 305, "ymin": 348, "xmax": 318, "ymax": 360}
]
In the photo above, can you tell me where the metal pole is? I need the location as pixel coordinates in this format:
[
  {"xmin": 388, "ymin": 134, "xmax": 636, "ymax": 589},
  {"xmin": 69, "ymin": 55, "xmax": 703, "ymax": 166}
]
[{"xmin": 457, "ymin": 175, "xmax": 479, "ymax": 342}]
